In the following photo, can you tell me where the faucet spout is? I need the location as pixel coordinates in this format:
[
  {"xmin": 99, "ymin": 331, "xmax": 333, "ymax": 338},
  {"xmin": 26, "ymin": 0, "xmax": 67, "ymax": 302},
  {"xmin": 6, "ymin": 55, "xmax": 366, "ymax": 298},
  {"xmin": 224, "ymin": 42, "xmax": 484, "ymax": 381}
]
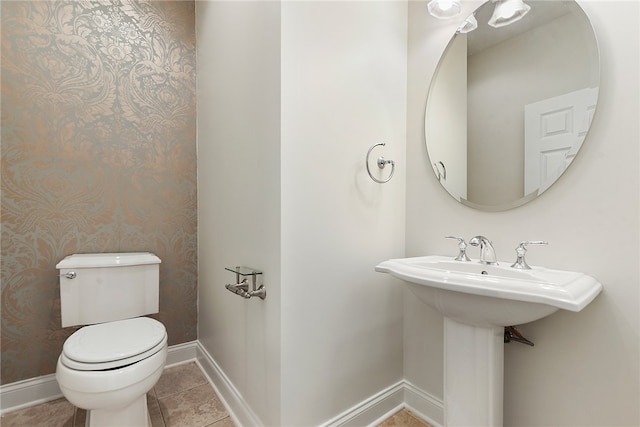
[{"xmin": 469, "ymin": 236, "xmax": 498, "ymax": 265}]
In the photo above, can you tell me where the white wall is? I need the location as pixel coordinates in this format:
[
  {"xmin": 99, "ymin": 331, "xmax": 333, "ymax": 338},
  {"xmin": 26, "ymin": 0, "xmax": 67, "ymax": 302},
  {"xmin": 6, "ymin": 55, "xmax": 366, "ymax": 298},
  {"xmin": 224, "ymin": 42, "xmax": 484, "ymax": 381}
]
[
  {"xmin": 198, "ymin": 2, "xmax": 408, "ymax": 426},
  {"xmin": 407, "ymin": 1, "xmax": 639, "ymax": 425},
  {"xmin": 196, "ymin": 2, "xmax": 282, "ymax": 425},
  {"xmin": 280, "ymin": 2, "xmax": 407, "ymax": 424}
]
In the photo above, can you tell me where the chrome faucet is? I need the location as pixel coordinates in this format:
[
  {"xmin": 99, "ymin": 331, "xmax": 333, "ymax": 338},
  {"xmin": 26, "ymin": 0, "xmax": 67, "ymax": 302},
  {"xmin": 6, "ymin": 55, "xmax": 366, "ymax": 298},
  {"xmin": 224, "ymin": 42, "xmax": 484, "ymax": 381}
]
[{"xmin": 469, "ymin": 236, "xmax": 497, "ymax": 265}]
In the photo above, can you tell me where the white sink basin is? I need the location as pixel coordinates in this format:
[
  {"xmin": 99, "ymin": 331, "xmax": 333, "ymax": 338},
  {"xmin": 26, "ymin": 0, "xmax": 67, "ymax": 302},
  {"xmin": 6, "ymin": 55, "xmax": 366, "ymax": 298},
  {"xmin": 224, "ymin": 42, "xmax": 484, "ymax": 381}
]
[
  {"xmin": 376, "ymin": 255, "xmax": 602, "ymax": 327},
  {"xmin": 377, "ymin": 255, "xmax": 603, "ymax": 425}
]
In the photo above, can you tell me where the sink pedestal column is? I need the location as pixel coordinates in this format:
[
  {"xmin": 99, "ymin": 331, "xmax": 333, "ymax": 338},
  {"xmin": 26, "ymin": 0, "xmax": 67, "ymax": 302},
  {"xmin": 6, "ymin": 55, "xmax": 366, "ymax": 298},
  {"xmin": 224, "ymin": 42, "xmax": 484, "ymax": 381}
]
[{"xmin": 444, "ymin": 318, "xmax": 504, "ymax": 427}]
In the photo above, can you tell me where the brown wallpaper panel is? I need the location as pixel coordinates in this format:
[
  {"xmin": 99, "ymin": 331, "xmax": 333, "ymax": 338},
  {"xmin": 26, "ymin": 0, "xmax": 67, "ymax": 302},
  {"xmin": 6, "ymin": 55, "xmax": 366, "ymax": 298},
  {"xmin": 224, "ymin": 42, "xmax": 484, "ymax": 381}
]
[{"xmin": 1, "ymin": 0, "xmax": 197, "ymax": 384}]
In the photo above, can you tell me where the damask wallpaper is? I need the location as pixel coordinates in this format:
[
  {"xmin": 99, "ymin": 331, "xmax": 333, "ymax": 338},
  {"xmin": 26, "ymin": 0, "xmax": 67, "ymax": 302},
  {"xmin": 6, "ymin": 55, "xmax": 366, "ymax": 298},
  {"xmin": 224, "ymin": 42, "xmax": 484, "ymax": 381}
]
[{"xmin": 1, "ymin": 0, "xmax": 197, "ymax": 385}]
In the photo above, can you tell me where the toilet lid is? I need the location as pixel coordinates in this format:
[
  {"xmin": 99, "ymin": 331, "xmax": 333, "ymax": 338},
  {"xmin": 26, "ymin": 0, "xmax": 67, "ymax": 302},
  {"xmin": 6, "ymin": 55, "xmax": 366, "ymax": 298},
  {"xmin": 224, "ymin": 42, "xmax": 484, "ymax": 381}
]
[{"xmin": 62, "ymin": 317, "xmax": 166, "ymax": 370}]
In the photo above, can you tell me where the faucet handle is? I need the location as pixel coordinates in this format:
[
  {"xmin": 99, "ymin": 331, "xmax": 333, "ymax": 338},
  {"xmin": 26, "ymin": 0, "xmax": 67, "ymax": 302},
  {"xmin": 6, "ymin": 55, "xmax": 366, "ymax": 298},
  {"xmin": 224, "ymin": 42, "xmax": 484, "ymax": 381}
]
[
  {"xmin": 511, "ymin": 241, "xmax": 548, "ymax": 269},
  {"xmin": 445, "ymin": 236, "xmax": 471, "ymax": 261}
]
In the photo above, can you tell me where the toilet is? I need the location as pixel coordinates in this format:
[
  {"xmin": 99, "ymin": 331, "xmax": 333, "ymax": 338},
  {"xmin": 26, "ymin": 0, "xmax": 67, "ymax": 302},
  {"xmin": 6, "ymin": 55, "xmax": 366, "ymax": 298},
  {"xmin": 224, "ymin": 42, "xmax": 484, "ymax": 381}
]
[{"xmin": 55, "ymin": 252, "xmax": 167, "ymax": 427}]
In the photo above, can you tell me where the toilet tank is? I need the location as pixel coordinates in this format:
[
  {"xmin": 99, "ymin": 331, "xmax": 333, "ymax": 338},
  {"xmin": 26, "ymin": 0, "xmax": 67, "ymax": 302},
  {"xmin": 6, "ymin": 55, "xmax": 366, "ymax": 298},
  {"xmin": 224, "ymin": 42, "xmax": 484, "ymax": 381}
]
[{"xmin": 57, "ymin": 253, "xmax": 161, "ymax": 328}]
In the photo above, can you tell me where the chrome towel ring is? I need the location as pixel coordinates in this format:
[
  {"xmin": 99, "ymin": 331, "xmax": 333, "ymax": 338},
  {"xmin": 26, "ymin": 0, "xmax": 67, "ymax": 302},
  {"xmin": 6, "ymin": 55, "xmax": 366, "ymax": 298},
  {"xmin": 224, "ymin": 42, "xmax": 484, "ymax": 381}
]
[{"xmin": 366, "ymin": 143, "xmax": 395, "ymax": 184}]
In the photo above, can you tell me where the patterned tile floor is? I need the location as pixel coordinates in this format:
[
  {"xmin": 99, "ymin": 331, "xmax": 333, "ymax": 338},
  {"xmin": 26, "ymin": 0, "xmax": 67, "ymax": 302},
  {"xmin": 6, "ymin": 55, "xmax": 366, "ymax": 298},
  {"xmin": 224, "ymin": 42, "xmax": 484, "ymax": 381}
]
[{"xmin": 1, "ymin": 362, "xmax": 431, "ymax": 427}]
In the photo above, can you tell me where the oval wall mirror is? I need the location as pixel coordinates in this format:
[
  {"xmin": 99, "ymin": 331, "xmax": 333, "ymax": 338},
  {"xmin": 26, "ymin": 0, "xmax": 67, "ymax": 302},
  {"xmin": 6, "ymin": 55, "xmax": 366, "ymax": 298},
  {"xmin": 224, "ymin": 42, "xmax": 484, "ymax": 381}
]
[{"xmin": 425, "ymin": 0, "xmax": 599, "ymax": 211}]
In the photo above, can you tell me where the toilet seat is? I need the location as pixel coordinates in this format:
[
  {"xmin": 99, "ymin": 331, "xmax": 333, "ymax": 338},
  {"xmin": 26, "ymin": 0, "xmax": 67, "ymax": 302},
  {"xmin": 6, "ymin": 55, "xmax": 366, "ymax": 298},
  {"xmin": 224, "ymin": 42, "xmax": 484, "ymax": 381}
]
[{"xmin": 61, "ymin": 317, "xmax": 167, "ymax": 371}]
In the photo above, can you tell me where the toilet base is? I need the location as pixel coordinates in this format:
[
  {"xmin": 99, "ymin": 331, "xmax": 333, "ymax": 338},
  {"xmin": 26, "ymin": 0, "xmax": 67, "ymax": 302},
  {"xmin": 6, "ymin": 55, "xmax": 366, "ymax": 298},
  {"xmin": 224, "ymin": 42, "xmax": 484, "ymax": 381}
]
[{"xmin": 86, "ymin": 394, "xmax": 150, "ymax": 427}]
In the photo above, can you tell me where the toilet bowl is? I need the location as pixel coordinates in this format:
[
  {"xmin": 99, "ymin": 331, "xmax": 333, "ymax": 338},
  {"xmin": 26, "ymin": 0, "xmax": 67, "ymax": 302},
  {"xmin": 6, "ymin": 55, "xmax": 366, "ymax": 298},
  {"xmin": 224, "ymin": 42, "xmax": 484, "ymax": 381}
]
[
  {"xmin": 54, "ymin": 252, "xmax": 166, "ymax": 427},
  {"xmin": 56, "ymin": 317, "xmax": 167, "ymax": 427}
]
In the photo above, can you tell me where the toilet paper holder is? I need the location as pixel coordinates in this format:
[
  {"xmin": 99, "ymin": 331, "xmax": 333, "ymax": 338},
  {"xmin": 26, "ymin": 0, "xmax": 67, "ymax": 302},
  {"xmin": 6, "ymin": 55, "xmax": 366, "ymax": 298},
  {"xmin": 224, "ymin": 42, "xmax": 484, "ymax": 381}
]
[{"xmin": 225, "ymin": 266, "xmax": 266, "ymax": 300}]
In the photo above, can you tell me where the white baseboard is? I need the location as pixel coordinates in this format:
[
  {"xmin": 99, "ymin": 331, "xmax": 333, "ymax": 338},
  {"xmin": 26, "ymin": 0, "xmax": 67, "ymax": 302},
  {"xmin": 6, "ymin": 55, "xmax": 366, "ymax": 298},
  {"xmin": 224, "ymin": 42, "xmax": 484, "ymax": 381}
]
[
  {"xmin": 0, "ymin": 341, "xmax": 199, "ymax": 415},
  {"xmin": 0, "ymin": 373, "xmax": 63, "ymax": 414},
  {"xmin": 320, "ymin": 381, "xmax": 405, "ymax": 427},
  {"xmin": 317, "ymin": 380, "xmax": 443, "ymax": 427},
  {"xmin": 194, "ymin": 341, "xmax": 444, "ymax": 427},
  {"xmin": 1, "ymin": 340, "xmax": 444, "ymax": 427},
  {"xmin": 194, "ymin": 341, "xmax": 262, "ymax": 427},
  {"xmin": 164, "ymin": 340, "xmax": 199, "ymax": 367},
  {"xmin": 404, "ymin": 381, "xmax": 444, "ymax": 427}
]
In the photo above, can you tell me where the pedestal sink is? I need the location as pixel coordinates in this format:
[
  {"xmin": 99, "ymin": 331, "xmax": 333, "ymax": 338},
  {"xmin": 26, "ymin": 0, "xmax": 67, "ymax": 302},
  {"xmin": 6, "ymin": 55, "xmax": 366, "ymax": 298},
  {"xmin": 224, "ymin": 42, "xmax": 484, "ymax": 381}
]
[{"xmin": 376, "ymin": 255, "xmax": 602, "ymax": 427}]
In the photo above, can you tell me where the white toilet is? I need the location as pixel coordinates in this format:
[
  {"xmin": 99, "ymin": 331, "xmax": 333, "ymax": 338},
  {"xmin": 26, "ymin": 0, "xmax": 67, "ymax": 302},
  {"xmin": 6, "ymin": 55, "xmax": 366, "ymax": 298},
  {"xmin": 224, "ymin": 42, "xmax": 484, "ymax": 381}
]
[{"xmin": 55, "ymin": 252, "xmax": 168, "ymax": 427}]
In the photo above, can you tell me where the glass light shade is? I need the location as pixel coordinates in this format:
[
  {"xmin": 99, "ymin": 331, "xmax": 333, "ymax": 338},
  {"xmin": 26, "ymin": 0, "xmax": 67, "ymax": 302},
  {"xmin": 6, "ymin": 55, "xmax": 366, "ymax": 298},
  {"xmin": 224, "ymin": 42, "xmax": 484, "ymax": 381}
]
[
  {"xmin": 457, "ymin": 14, "xmax": 478, "ymax": 34},
  {"xmin": 428, "ymin": 0, "xmax": 462, "ymax": 19},
  {"xmin": 488, "ymin": 0, "xmax": 531, "ymax": 28}
]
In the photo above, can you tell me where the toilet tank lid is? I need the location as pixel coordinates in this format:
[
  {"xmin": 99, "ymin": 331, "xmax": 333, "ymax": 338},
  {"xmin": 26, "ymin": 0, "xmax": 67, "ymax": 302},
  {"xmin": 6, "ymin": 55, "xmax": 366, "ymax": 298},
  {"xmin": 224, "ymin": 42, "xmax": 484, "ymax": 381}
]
[{"xmin": 56, "ymin": 252, "xmax": 161, "ymax": 269}]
